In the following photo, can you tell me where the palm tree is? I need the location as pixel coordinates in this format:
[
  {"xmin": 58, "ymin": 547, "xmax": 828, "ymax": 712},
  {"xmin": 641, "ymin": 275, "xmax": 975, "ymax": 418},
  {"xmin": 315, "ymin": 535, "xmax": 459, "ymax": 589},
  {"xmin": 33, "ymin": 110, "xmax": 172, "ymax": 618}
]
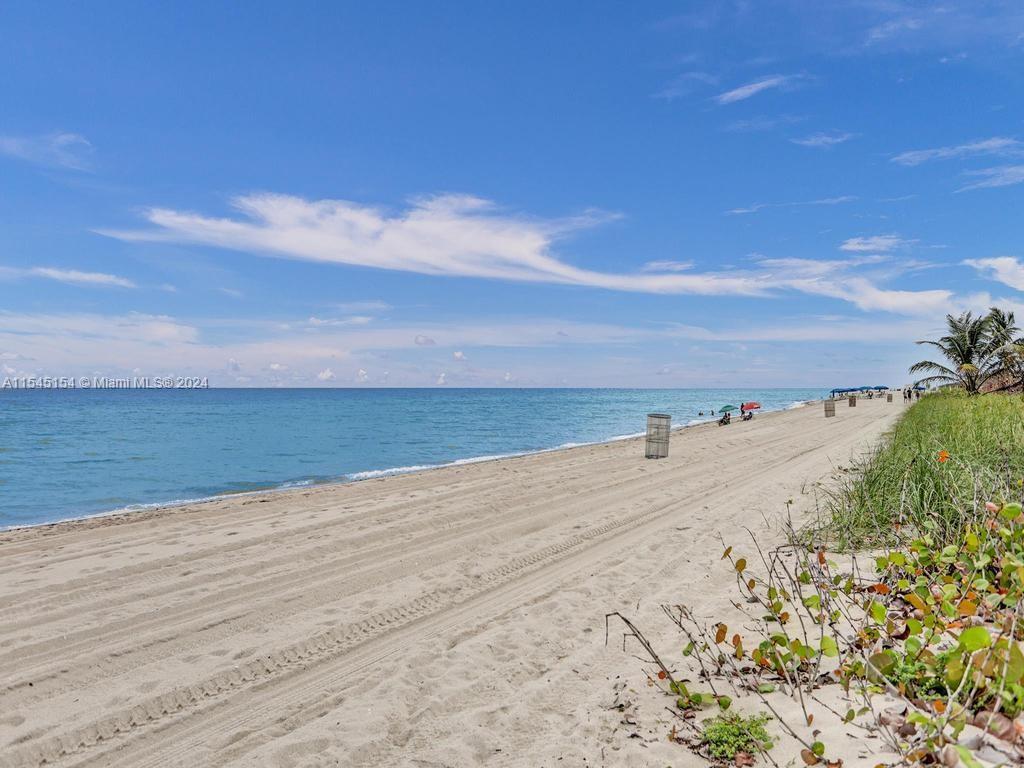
[
  {"xmin": 909, "ymin": 311, "xmax": 1001, "ymax": 394},
  {"xmin": 986, "ymin": 307, "xmax": 1024, "ymax": 391}
]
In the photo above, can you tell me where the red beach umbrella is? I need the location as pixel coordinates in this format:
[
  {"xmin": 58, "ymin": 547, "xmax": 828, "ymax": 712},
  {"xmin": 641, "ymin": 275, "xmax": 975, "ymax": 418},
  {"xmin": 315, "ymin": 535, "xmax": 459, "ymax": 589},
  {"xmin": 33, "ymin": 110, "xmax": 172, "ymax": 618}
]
[{"xmin": 742, "ymin": 401, "xmax": 761, "ymax": 410}]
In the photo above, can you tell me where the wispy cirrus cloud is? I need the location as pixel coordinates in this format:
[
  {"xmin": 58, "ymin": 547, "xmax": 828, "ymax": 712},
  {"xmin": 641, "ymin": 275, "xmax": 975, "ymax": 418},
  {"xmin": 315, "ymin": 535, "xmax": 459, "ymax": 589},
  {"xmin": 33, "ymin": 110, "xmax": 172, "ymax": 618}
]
[
  {"xmin": 306, "ymin": 315, "xmax": 374, "ymax": 328},
  {"xmin": 958, "ymin": 165, "xmax": 1024, "ymax": 191},
  {"xmin": 727, "ymin": 195, "xmax": 856, "ymax": 215},
  {"xmin": 0, "ymin": 132, "xmax": 93, "ymax": 170},
  {"xmin": 0, "ymin": 265, "xmax": 135, "ymax": 288},
  {"xmin": 98, "ymin": 192, "xmax": 952, "ymax": 316},
  {"xmin": 30, "ymin": 267, "xmax": 135, "ymax": 288},
  {"xmin": 98, "ymin": 193, "xmax": 768, "ymax": 297},
  {"xmin": 753, "ymin": 255, "xmax": 951, "ymax": 315},
  {"xmin": 865, "ymin": 16, "xmax": 923, "ymax": 46},
  {"xmin": 839, "ymin": 235, "xmax": 915, "ymax": 253},
  {"xmin": 641, "ymin": 260, "xmax": 694, "ymax": 272},
  {"xmin": 714, "ymin": 74, "xmax": 802, "ymax": 105},
  {"xmin": 891, "ymin": 137, "xmax": 1021, "ymax": 166},
  {"xmin": 791, "ymin": 131, "xmax": 857, "ymax": 148}
]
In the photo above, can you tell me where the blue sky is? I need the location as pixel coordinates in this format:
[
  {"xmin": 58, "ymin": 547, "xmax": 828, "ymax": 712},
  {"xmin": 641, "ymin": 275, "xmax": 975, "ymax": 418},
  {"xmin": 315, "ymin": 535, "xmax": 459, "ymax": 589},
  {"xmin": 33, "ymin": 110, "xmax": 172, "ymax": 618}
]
[{"xmin": 2, "ymin": 1, "xmax": 1023, "ymax": 388}]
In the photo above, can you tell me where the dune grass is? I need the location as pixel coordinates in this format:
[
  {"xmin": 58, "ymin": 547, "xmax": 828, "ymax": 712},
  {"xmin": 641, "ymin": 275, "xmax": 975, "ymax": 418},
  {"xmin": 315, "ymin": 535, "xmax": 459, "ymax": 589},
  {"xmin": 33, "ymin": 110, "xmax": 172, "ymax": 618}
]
[{"xmin": 820, "ymin": 391, "xmax": 1024, "ymax": 549}]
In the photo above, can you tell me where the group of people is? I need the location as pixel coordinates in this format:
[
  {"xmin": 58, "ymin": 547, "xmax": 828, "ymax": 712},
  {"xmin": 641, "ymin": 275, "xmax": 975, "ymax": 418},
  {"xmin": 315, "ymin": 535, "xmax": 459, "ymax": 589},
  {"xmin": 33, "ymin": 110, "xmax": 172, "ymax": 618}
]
[
  {"xmin": 902, "ymin": 387, "xmax": 921, "ymax": 403},
  {"xmin": 695, "ymin": 405, "xmax": 754, "ymax": 426}
]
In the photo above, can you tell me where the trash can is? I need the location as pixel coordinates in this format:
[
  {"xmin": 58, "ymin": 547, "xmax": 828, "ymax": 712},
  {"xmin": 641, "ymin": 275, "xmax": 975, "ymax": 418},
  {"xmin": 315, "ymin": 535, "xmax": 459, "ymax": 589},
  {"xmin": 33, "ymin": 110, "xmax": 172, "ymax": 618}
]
[
  {"xmin": 645, "ymin": 413, "xmax": 671, "ymax": 459},
  {"xmin": 886, "ymin": 393, "xmax": 893, "ymax": 402},
  {"xmin": 848, "ymin": 396, "xmax": 857, "ymax": 407},
  {"xmin": 824, "ymin": 400, "xmax": 836, "ymax": 418}
]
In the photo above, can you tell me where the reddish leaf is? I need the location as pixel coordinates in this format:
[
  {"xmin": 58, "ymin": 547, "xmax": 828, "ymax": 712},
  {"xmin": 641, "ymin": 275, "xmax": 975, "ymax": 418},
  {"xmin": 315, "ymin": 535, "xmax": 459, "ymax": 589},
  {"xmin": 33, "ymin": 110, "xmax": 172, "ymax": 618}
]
[
  {"xmin": 801, "ymin": 748, "xmax": 820, "ymax": 765},
  {"xmin": 715, "ymin": 624, "xmax": 728, "ymax": 644}
]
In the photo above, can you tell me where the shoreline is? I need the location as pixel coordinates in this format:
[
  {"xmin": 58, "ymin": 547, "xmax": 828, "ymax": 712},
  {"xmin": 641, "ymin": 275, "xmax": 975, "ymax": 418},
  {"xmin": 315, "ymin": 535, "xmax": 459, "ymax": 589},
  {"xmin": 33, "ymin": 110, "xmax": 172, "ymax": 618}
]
[
  {"xmin": 1, "ymin": 398, "xmax": 816, "ymax": 535},
  {"xmin": 0, "ymin": 397, "xmax": 893, "ymax": 767}
]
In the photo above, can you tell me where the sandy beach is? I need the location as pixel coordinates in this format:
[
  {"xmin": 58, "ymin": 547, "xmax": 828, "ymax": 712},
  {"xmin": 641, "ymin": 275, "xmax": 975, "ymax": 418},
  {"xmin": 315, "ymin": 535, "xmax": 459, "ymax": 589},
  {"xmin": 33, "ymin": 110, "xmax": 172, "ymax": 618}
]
[{"xmin": 0, "ymin": 400, "xmax": 901, "ymax": 768}]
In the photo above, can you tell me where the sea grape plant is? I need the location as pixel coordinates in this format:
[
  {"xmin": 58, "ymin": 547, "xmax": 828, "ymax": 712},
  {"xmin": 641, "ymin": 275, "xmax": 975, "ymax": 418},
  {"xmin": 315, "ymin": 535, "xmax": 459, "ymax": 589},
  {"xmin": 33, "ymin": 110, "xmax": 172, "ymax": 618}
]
[{"xmin": 648, "ymin": 498, "xmax": 1024, "ymax": 766}]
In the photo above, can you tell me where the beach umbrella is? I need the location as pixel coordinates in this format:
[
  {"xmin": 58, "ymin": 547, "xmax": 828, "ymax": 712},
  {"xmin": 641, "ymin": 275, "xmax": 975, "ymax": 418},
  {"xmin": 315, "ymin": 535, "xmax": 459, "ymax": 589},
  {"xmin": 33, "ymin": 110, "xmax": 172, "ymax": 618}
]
[
  {"xmin": 742, "ymin": 401, "xmax": 761, "ymax": 410},
  {"xmin": 719, "ymin": 404, "xmax": 737, "ymax": 412}
]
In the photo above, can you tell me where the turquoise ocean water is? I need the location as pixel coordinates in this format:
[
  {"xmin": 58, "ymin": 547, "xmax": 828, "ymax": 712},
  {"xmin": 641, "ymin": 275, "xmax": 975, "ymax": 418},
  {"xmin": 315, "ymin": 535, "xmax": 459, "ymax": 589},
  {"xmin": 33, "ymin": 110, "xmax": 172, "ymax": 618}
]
[{"xmin": 0, "ymin": 388, "xmax": 822, "ymax": 528}]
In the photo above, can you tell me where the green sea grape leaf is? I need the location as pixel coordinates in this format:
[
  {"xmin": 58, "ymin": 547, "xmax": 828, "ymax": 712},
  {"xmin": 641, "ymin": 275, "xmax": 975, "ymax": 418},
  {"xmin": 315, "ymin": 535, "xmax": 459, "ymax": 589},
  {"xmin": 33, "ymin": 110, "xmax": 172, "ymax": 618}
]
[{"xmin": 958, "ymin": 626, "xmax": 991, "ymax": 652}]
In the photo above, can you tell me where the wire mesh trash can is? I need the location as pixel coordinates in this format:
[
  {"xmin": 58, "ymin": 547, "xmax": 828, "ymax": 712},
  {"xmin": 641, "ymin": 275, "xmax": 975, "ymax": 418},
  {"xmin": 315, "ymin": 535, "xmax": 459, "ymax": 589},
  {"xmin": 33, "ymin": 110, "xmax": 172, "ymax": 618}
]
[
  {"xmin": 848, "ymin": 396, "xmax": 857, "ymax": 407},
  {"xmin": 887, "ymin": 393, "xmax": 893, "ymax": 402},
  {"xmin": 824, "ymin": 400, "xmax": 836, "ymax": 417},
  {"xmin": 645, "ymin": 413, "xmax": 671, "ymax": 459}
]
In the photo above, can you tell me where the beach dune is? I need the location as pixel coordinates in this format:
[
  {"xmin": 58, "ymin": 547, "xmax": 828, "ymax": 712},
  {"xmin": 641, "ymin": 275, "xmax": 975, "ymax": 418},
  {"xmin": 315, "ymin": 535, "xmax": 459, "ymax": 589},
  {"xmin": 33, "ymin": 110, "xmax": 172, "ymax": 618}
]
[{"xmin": 0, "ymin": 401, "xmax": 900, "ymax": 767}]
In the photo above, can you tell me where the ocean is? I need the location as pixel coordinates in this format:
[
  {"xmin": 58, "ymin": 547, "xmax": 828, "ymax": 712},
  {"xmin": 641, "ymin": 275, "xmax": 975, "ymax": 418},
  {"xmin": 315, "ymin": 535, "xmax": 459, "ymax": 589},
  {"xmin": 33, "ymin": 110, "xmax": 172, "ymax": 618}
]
[{"xmin": 0, "ymin": 387, "xmax": 822, "ymax": 528}]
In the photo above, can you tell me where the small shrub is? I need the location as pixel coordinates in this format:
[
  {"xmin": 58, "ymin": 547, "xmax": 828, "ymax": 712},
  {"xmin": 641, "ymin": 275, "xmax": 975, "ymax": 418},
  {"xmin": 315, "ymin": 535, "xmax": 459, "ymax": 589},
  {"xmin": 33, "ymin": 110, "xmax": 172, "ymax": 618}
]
[{"xmin": 700, "ymin": 712, "xmax": 773, "ymax": 761}]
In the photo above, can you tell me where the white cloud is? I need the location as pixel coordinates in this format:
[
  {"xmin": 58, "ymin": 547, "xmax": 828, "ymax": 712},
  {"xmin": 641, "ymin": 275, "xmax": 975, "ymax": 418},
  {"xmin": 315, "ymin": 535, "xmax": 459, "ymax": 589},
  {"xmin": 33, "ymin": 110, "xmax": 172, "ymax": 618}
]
[
  {"xmin": 354, "ymin": 368, "xmax": 368, "ymax": 383},
  {"xmin": 791, "ymin": 276, "xmax": 953, "ymax": 315},
  {"xmin": 0, "ymin": 266, "xmax": 136, "ymax": 288},
  {"xmin": 503, "ymin": 371, "xmax": 512, "ymax": 383},
  {"xmin": 757, "ymin": 255, "xmax": 885, "ymax": 277},
  {"xmin": 715, "ymin": 75, "xmax": 800, "ymax": 105},
  {"xmin": 0, "ymin": 132, "xmax": 93, "ymax": 170},
  {"xmin": 227, "ymin": 358, "xmax": 241, "ymax": 372},
  {"xmin": 754, "ymin": 256, "xmax": 948, "ymax": 315},
  {"xmin": 414, "ymin": 334, "xmax": 436, "ymax": 346},
  {"xmin": 958, "ymin": 165, "xmax": 1024, "ymax": 191},
  {"xmin": 891, "ymin": 137, "xmax": 1022, "ymax": 166},
  {"xmin": 268, "ymin": 362, "xmax": 287, "ymax": 371},
  {"xmin": 727, "ymin": 195, "xmax": 856, "ymax": 215},
  {"xmin": 641, "ymin": 260, "xmax": 694, "ymax": 272},
  {"xmin": 220, "ymin": 287, "xmax": 244, "ymax": 298},
  {"xmin": 839, "ymin": 235, "xmax": 913, "ymax": 253},
  {"xmin": 317, "ymin": 368, "xmax": 336, "ymax": 382},
  {"xmin": 453, "ymin": 350, "xmax": 466, "ymax": 361},
  {"xmin": 790, "ymin": 131, "xmax": 856, "ymax": 148},
  {"xmin": 866, "ymin": 16, "xmax": 923, "ymax": 45},
  {"xmin": 307, "ymin": 315, "xmax": 373, "ymax": 327},
  {"xmin": 96, "ymin": 192, "xmax": 953, "ymax": 316},
  {"xmin": 964, "ymin": 257, "xmax": 1024, "ymax": 291},
  {"xmin": 436, "ymin": 372, "xmax": 447, "ymax": 385},
  {"xmin": 99, "ymin": 193, "xmax": 768, "ymax": 297}
]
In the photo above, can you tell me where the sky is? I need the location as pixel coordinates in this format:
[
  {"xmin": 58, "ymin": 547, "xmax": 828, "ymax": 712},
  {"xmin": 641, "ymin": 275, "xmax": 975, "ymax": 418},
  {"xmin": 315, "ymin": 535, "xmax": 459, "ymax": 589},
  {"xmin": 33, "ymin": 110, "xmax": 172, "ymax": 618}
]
[{"xmin": 1, "ymin": 1, "xmax": 1023, "ymax": 388}]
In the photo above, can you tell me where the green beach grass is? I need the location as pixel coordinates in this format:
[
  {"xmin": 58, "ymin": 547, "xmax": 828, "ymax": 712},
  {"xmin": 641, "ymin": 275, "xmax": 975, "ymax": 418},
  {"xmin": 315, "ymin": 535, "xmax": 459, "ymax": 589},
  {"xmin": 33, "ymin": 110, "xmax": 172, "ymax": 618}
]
[{"xmin": 821, "ymin": 391, "xmax": 1024, "ymax": 549}]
